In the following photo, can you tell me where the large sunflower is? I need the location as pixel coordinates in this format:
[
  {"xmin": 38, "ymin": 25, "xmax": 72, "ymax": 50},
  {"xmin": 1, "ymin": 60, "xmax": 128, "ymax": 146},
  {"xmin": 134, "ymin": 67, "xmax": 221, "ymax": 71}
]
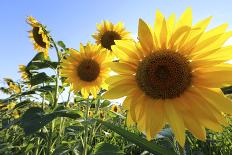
[
  {"xmin": 92, "ymin": 21, "xmax": 131, "ymax": 56},
  {"xmin": 60, "ymin": 43, "xmax": 111, "ymax": 98},
  {"xmin": 103, "ymin": 8, "xmax": 232, "ymax": 147},
  {"xmin": 27, "ymin": 16, "xmax": 50, "ymax": 58}
]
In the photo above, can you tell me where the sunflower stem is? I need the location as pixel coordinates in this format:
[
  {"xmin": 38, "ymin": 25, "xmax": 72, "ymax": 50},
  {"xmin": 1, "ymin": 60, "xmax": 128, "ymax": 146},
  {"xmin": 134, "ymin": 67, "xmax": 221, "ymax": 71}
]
[
  {"xmin": 83, "ymin": 98, "xmax": 90, "ymax": 155},
  {"xmin": 177, "ymin": 143, "xmax": 185, "ymax": 155},
  {"xmin": 50, "ymin": 38, "xmax": 61, "ymax": 109}
]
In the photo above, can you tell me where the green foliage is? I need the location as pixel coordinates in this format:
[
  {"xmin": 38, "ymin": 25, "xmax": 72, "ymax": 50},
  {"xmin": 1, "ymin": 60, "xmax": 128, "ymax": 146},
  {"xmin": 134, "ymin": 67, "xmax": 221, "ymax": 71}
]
[
  {"xmin": 20, "ymin": 107, "xmax": 81, "ymax": 135},
  {"xmin": 99, "ymin": 120, "xmax": 176, "ymax": 155},
  {"xmin": 93, "ymin": 142, "xmax": 124, "ymax": 155}
]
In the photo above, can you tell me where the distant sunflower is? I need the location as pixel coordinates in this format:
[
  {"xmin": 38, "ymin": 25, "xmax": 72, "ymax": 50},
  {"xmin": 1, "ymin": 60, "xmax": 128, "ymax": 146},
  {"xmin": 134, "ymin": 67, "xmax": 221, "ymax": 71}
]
[
  {"xmin": 60, "ymin": 43, "xmax": 111, "ymax": 98},
  {"xmin": 88, "ymin": 111, "xmax": 93, "ymax": 117},
  {"xmin": 103, "ymin": 8, "xmax": 232, "ymax": 147},
  {"xmin": 92, "ymin": 21, "xmax": 131, "ymax": 56},
  {"xmin": 99, "ymin": 111, "xmax": 105, "ymax": 119},
  {"xmin": 4, "ymin": 78, "xmax": 21, "ymax": 94},
  {"xmin": 18, "ymin": 65, "xmax": 30, "ymax": 81},
  {"xmin": 27, "ymin": 16, "xmax": 50, "ymax": 58},
  {"xmin": 111, "ymin": 104, "xmax": 120, "ymax": 113}
]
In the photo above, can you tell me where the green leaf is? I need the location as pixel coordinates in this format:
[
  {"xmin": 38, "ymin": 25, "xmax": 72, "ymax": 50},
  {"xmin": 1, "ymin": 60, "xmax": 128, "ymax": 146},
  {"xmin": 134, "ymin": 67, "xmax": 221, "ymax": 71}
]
[
  {"xmin": 27, "ymin": 61, "xmax": 58, "ymax": 70},
  {"xmin": 14, "ymin": 100, "xmax": 31, "ymax": 109},
  {"xmin": 93, "ymin": 142, "xmax": 124, "ymax": 155},
  {"xmin": 221, "ymin": 86, "xmax": 232, "ymax": 95},
  {"xmin": 57, "ymin": 41, "xmax": 66, "ymax": 49},
  {"xmin": 100, "ymin": 100, "xmax": 111, "ymax": 108},
  {"xmin": 34, "ymin": 85, "xmax": 55, "ymax": 92},
  {"xmin": 20, "ymin": 107, "xmax": 81, "ymax": 135},
  {"xmin": 30, "ymin": 72, "xmax": 54, "ymax": 86},
  {"xmin": 53, "ymin": 144, "xmax": 70, "ymax": 155},
  {"xmin": 98, "ymin": 120, "xmax": 176, "ymax": 155},
  {"xmin": 30, "ymin": 52, "xmax": 46, "ymax": 62}
]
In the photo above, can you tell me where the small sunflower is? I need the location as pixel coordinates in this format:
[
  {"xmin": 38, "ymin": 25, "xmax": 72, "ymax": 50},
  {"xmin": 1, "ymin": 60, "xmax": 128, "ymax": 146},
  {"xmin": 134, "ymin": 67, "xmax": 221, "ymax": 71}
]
[
  {"xmin": 27, "ymin": 16, "xmax": 50, "ymax": 58},
  {"xmin": 111, "ymin": 104, "xmax": 120, "ymax": 113},
  {"xmin": 99, "ymin": 111, "xmax": 105, "ymax": 119},
  {"xmin": 60, "ymin": 43, "xmax": 111, "ymax": 98},
  {"xmin": 88, "ymin": 111, "xmax": 93, "ymax": 117},
  {"xmin": 103, "ymin": 8, "xmax": 232, "ymax": 147},
  {"xmin": 92, "ymin": 20, "xmax": 131, "ymax": 56},
  {"xmin": 18, "ymin": 65, "xmax": 30, "ymax": 81},
  {"xmin": 4, "ymin": 78, "xmax": 21, "ymax": 94}
]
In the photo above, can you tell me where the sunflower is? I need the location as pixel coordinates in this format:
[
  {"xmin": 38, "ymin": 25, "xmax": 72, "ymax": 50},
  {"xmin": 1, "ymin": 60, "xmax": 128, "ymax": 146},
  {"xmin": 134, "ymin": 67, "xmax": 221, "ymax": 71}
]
[
  {"xmin": 111, "ymin": 104, "xmax": 120, "ymax": 113},
  {"xmin": 88, "ymin": 111, "xmax": 93, "ymax": 117},
  {"xmin": 60, "ymin": 43, "xmax": 111, "ymax": 99},
  {"xmin": 99, "ymin": 111, "xmax": 105, "ymax": 119},
  {"xmin": 103, "ymin": 8, "xmax": 232, "ymax": 147},
  {"xmin": 18, "ymin": 65, "xmax": 30, "ymax": 81},
  {"xmin": 27, "ymin": 16, "xmax": 50, "ymax": 58},
  {"xmin": 92, "ymin": 20, "xmax": 131, "ymax": 56}
]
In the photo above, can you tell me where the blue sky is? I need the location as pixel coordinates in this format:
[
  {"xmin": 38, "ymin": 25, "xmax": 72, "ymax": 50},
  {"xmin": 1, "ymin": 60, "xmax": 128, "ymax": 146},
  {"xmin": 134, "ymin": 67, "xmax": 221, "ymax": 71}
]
[{"xmin": 1, "ymin": 0, "xmax": 232, "ymax": 85}]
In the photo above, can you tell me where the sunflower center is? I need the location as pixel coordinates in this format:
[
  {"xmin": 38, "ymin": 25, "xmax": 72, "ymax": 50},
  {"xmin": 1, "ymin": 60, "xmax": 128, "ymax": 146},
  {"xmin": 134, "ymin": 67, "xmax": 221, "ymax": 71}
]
[
  {"xmin": 136, "ymin": 50, "xmax": 192, "ymax": 99},
  {"xmin": 32, "ymin": 27, "xmax": 47, "ymax": 48},
  {"xmin": 77, "ymin": 59, "xmax": 100, "ymax": 82},
  {"xmin": 101, "ymin": 31, "xmax": 121, "ymax": 50},
  {"xmin": 113, "ymin": 106, "xmax": 118, "ymax": 112}
]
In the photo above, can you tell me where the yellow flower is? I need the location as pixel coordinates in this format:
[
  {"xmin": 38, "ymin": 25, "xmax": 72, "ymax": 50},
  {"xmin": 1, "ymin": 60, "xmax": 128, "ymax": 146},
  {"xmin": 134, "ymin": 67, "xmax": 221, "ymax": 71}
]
[
  {"xmin": 111, "ymin": 104, "xmax": 120, "ymax": 113},
  {"xmin": 88, "ymin": 111, "xmax": 93, "ymax": 117},
  {"xmin": 12, "ymin": 110, "xmax": 20, "ymax": 119},
  {"xmin": 8, "ymin": 82, "xmax": 21, "ymax": 94},
  {"xmin": 18, "ymin": 65, "xmax": 30, "ymax": 80},
  {"xmin": 92, "ymin": 20, "xmax": 131, "ymax": 56},
  {"xmin": 103, "ymin": 8, "xmax": 232, "ymax": 147},
  {"xmin": 1, "ymin": 102, "xmax": 16, "ymax": 110},
  {"xmin": 99, "ymin": 111, "xmax": 105, "ymax": 119},
  {"xmin": 60, "ymin": 43, "xmax": 111, "ymax": 98},
  {"xmin": 27, "ymin": 16, "xmax": 50, "ymax": 58}
]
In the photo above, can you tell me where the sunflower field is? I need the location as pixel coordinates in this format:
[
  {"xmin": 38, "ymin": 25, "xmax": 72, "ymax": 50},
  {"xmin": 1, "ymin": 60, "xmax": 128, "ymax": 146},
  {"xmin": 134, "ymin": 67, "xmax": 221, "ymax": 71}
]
[{"xmin": 1, "ymin": 8, "xmax": 232, "ymax": 155}]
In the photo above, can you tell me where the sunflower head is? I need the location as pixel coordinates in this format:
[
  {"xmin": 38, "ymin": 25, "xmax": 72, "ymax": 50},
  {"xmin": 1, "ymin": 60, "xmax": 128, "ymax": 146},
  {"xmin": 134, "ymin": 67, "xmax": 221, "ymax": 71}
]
[
  {"xmin": 111, "ymin": 104, "xmax": 120, "ymax": 113},
  {"xmin": 88, "ymin": 111, "xmax": 93, "ymax": 117},
  {"xmin": 92, "ymin": 21, "xmax": 131, "ymax": 56},
  {"xmin": 99, "ymin": 111, "xmax": 105, "ymax": 119},
  {"xmin": 12, "ymin": 110, "xmax": 20, "ymax": 119},
  {"xmin": 60, "ymin": 43, "xmax": 111, "ymax": 99},
  {"xmin": 103, "ymin": 8, "xmax": 232, "ymax": 147},
  {"xmin": 27, "ymin": 16, "xmax": 50, "ymax": 58},
  {"xmin": 4, "ymin": 78, "xmax": 21, "ymax": 94},
  {"xmin": 19, "ymin": 65, "xmax": 30, "ymax": 81}
]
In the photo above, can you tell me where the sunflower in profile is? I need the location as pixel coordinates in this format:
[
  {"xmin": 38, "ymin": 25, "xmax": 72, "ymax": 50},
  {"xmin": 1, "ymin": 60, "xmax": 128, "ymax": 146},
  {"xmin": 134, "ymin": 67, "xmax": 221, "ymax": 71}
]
[
  {"xmin": 92, "ymin": 21, "xmax": 131, "ymax": 56},
  {"xmin": 111, "ymin": 104, "xmax": 120, "ymax": 113},
  {"xmin": 27, "ymin": 16, "xmax": 50, "ymax": 58},
  {"xmin": 18, "ymin": 65, "xmax": 30, "ymax": 81},
  {"xmin": 103, "ymin": 8, "xmax": 232, "ymax": 147},
  {"xmin": 60, "ymin": 43, "xmax": 111, "ymax": 98}
]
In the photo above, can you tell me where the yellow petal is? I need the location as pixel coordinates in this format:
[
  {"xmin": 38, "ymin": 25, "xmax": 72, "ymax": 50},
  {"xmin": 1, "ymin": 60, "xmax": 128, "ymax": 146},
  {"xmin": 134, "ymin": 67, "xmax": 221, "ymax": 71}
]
[
  {"xmin": 192, "ymin": 23, "xmax": 228, "ymax": 53},
  {"xmin": 160, "ymin": 19, "xmax": 168, "ymax": 49},
  {"xmin": 175, "ymin": 8, "xmax": 192, "ymax": 31},
  {"xmin": 183, "ymin": 114, "xmax": 206, "ymax": 141},
  {"xmin": 106, "ymin": 62, "xmax": 136, "ymax": 74},
  {"xmin": 193, "ymin": 70, "xmax": 232, "ymax": 87},
  {"xmin": 164, "ymin": 100, "xmax": 185, "ymax": 147},
  {"xmin": 196, "ymin": 87, "xmax": 232, "ymax": 114},
  {"xmin": 102, "ymin": 84, "xmax": 136, "ymax": 99},
  {"xmin": 138, "ymin": 19, "xmax": 154, "ymax": 54},
  {"xmin": 149, "ymin": 101, "xmax": 166, "ymax": 139}
]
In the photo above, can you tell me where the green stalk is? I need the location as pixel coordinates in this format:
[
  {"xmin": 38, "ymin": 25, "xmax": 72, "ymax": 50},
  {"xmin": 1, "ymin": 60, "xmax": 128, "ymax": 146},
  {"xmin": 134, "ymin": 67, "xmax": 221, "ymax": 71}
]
[
  {"xmin": 177, "ymin": 143, "xmax": 185, "ymax": 155},
  {"xmin": 50, "ymin": 38, "xmax": 61, "ymax": 109},
  {"xmin": 83, "ymin": 98, "xmax": 90, "ymax": 155},
  {"xmin": 45, "ymin": 38, "xmax": 60, "ymax": 155}
]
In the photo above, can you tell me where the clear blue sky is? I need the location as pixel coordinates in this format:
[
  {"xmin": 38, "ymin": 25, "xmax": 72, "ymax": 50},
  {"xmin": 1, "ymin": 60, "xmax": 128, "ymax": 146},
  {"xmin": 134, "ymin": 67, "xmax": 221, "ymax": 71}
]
[{"xmin": 1, "ymin": 0, "xmax": 232, "ymax": 84}]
